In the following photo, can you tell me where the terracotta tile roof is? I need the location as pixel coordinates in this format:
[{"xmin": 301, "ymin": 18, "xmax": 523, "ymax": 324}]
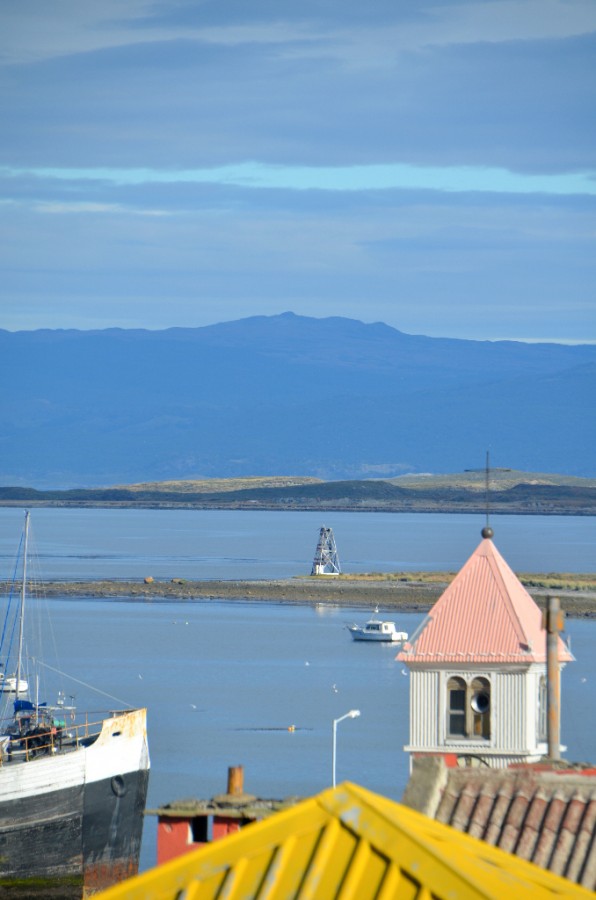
[
  {"xmin": 403, "ymin": 758, "xmax": 596, "ymax": 891},
  {"xmin": 398, "ymin": 536, "xmax": 573, "ymax": 664}
]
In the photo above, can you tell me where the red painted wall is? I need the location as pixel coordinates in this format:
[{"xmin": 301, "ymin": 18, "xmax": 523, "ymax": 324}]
[{"xmin": 157, "ymin": 814, "xmax": 249, "ymax": 865}]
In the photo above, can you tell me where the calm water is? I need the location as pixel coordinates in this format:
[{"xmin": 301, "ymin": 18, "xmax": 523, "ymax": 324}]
[
  {"xmin": 19, "ymin": 598, "xmax": 596, "ymax": 873},
  {"xmin": 0, "ymin": 508, "xmax": 595, "ymax": 871},
  {"xmin": 0, "ymin": 507, "xmax": 595, "ymax": 579}
]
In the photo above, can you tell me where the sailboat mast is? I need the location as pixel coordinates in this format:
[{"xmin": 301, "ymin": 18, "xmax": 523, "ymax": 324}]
[{"xmin": 15, "ymin": 510, "xmax": 30, "ymax": 696}]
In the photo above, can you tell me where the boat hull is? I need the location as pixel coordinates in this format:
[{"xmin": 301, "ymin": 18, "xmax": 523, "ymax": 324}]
[
  {"xmin": 348, "ymin": 621, "xmax": 408, "ymax": 643},
  {"xmin": 0, "ymin": 708, "xmax": 149, "ymax": 897},
  {"xmin": 349, "ymin": 630, "xmax": 403, "ymax": 642},
  {"xmin": 0, "ymin": 677, "xmax": 29, "ymax": 693}
]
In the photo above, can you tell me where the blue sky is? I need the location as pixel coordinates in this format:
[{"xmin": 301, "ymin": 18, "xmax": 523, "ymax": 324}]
[{"xmin": 1, "ymin": 0, "xmax": 595, "ymax": 341}]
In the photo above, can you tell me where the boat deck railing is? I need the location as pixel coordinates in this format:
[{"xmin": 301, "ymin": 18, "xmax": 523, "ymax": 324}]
[{"xmin": 0, "ymin": 712, "xmax": 108, "ymax": 764}]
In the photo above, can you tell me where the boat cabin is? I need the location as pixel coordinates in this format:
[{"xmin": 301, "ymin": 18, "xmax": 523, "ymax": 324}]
[{"xmin": 369, "ymin": 622, "xmax": 392, "ymax": 634}]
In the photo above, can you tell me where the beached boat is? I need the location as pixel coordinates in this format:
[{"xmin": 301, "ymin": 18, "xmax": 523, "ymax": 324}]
[
  {"xmin": 348, "ymin": 618, "xmax": 408, "ymax": 643},
  {"xmin": 0, "ymin": 511, "xmax": 150, "ymax": 897}
]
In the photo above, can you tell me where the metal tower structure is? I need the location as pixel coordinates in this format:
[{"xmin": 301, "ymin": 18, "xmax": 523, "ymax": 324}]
[{"xmin": 311, "ymin": 527, "xmax": 341, "ymax": 576}]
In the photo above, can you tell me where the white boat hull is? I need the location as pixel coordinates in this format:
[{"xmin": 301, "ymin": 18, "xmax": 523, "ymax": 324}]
[
  {"xmin": 348, "ymin": 619, "xmax": 408, "ymax": 643},
  {"xmin": 349, "ymin": 629, "xmax": 407, "ymax": 642},
  {"xmin": 0, "ymin": 676, "xmax": 29, "ymax": 693}
]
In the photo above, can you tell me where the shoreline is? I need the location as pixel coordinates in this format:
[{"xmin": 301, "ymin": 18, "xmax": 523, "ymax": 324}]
[
  {"xmin": 1, "ymin": 500, "xmax": 595, "ymax": 516},
  {"xmin": 14, "ymin": 577, "xmax": 596, "ymax": 619}
]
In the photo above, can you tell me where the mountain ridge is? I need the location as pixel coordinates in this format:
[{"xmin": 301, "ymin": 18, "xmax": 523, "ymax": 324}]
[{"xmin": 1, "ymin": 313, "xmax": 594, "ymax": 487}]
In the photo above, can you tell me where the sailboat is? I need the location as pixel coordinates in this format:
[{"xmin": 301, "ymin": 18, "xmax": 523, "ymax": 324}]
[{"xmin": 0, "ymin": 511, "xmax": 150, "ymax": 897}]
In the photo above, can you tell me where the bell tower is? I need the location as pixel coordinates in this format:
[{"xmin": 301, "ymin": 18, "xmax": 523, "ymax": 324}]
[{"xmin": 397, "ymin": 527, "xmax": 573, "ymax": 768}]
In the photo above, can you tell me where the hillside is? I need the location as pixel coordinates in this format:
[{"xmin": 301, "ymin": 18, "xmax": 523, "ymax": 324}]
[
  {"xmin": 120, "ymin": 470, "xmax": 596, "ymax": 495},
  {"xmin": 1, "ymin": 313, "xmax": 595, "ymax": 487},
  {"xmin": 115, "ymin": 475, "xmax": 322, "ymax": 494},
  {"xmin": 391, "ymin": 469, "xmax": 596, "ymax": 491},
  {"xmin": 1, "ymin": 471, "xmax": 595, "ymax": 515}
]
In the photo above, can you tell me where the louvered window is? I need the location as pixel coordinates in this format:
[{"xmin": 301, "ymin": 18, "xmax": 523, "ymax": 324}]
[{"xmin": 447, "ymin": 678, "xmax": 466, "ymax": 736}]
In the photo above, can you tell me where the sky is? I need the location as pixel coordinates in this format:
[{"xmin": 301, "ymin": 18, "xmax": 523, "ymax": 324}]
[{"xmin": 1, "ymin": 0, "xmax": 595, "ymax": 342}]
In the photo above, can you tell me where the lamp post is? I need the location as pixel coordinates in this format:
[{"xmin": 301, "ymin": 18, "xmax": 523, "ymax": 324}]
[{"xmin": 332, "ymin": 709, "xmax": 361, "ymax": 787}]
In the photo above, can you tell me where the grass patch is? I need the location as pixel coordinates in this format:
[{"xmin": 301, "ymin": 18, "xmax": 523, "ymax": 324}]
[
  {"xmin": 389, "ymin": 469, "xmax": 596, "ymax": 491},
  {"xmin": 113, "ymin": 475, "xmax": 322, "ymax": 494},
  {"xmin": 318, "ymin": 571, "xmax": 596, "ymax": 591}
]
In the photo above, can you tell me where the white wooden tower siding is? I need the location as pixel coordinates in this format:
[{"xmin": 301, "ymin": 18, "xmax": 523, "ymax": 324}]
[{"xmin": 397, "ymin": 527, "xmax": 573, "ymax": 769}]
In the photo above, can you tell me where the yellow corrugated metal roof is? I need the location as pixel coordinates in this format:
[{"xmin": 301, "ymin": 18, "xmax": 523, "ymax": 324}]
[{"xmin": 98, "ymin": 782, "xmax": 592, "ymax": 899}]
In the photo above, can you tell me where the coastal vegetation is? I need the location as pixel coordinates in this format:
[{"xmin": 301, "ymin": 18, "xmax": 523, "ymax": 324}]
[
  {"xmin": 334, "ymin": 571, "xmax": 596, "ymax": 592},
  {"xmin": 1, "ymin": 470, "xmax": 596, "ymax": 515},
  {"xmin": 390, "ymin": 469, "xmax": 596, "ymax": 491},
  {"xmin": 115, "ymin": 475, "xmax": 323, "ymax": 493}
]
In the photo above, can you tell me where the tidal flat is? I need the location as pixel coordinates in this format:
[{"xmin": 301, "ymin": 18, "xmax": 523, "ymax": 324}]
[{"xmin": 12, "ymin": 575, "xmax": 596, "ymax": 618}]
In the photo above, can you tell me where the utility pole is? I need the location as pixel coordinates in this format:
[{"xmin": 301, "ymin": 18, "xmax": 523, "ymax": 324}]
[{"xmin": 543, "ymin": 596, "xmax": 564, "ymax": 761}]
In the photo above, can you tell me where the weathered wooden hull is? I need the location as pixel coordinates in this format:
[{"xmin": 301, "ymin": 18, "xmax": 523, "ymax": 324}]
[{"xmin": 0, "ymin": 709, "xmax": 149, "ymax": 897}]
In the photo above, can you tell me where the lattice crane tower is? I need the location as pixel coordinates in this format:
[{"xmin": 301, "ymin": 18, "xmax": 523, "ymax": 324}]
[{"xmin": 311, "ymin": 527, "xmax": 341, "ymax": 575}]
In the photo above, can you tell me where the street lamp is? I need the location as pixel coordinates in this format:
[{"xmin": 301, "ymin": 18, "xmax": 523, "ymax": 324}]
[{"xmin": 332, "ymin": 709, "xmax": 361, "ymax": 787}]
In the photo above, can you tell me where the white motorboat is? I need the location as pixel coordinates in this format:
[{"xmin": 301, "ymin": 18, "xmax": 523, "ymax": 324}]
[{"xmin": 348, "ymin": 618, "xmax": 408, "ymax": 643}]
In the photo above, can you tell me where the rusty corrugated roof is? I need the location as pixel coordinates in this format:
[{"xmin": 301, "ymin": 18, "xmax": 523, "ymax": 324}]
[
  {"xmin": 398, "ymin": 536, "xmax": 573, "ymax": 664},
  {"xmin": 98, "ymin": 781, "xmax": 594, "ymax": 899},
  {"xmin": 403, "ymin": 759, "xmax": 596, "ymax": 891}
]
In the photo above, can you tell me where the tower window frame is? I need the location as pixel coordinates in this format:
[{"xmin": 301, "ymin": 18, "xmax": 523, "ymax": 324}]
[
  {"xmin": 446, "ymin": 675, "xmax": 491, "ymax": 741},
  {"xmin": 447, "ymin": 677, "xmax": 467, "ymax": 737}
]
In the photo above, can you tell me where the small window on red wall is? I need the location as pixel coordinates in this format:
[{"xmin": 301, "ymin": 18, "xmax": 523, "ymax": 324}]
[{"xmin": 190, "ymin": 815, "xmax": 212, "ymax": 843}]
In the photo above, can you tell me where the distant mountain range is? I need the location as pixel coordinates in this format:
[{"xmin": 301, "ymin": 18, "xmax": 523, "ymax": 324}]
[{"xmin": 1, "ymin": 312, "xmax": 595, "ymax": 487}]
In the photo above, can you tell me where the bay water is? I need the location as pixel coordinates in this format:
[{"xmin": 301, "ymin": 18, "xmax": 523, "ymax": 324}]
[
  {"xmin": 1, "ymin": 506, "xmax": 595, "ymax": 581},
  {"xmin": 0, "ymin": 507, "xmax": 595, "ymax": 871}
]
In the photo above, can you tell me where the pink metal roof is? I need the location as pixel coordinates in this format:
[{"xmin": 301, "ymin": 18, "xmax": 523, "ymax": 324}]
[{"xmin": 398, "ymin": 537, "xmax": 573, "ymax": 665}]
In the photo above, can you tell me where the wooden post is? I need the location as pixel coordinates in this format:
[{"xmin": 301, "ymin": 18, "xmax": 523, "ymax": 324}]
[{"xmin": 544, "ymin": 596, "xmax": 564, "ymax": 761}]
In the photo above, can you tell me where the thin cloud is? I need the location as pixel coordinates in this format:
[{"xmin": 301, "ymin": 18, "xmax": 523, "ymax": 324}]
[
  {"xmin": 2, "ymin": 1, "xmax": 596, "ymax": 67},
  {"xmin": 279, "ymin": 1, "xmax": 596, "ymax": 70},
  {"xmin": 0, "ymin": 196, "xmax": 171, "ymax": 217},
  {"xmin": 33, "ymin": 201, "xmax": 171, "ymax": 217},
  {"xmin": 2, "ymin": 162, "xmax": 595, "ymax": 196},
  {"xmin": 1, "ymin": 1, "xmax": 594, "ymax": 342}
]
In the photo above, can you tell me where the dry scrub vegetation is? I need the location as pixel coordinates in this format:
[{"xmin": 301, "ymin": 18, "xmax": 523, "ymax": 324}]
[
  {"xmin": 335, "ymin": 571, "xmax": 596, "ymax": 592},
  {"xmin": 390, "ymin": 469, "xmax": 596, "ymax": 491},
  {"xmin": 114, "ymin": 476, "xmax": 322, "ymax": 494}
]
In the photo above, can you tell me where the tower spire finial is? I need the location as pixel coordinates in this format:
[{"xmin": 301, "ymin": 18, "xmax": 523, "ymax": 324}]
[{"xmin": 481, "ymin": 450, "xmax": 494, "ymax": 539}]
